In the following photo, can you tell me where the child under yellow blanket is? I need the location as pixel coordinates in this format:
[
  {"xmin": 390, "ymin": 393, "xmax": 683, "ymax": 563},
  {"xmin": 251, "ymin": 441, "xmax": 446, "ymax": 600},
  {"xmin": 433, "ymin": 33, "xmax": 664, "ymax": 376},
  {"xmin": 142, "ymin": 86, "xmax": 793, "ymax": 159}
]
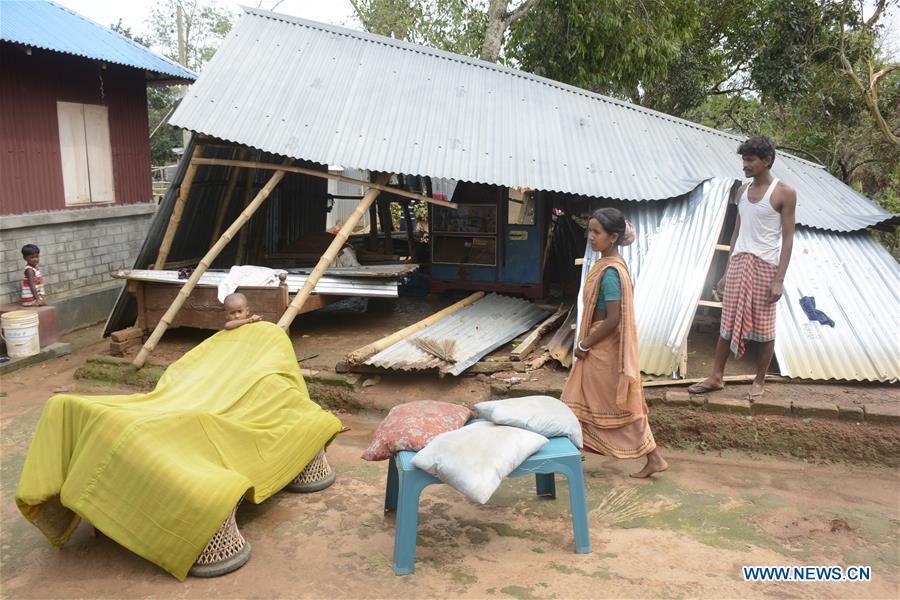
[{"xmin": 16, "ymin": 322, "xmax": 341, "ymax": 580}]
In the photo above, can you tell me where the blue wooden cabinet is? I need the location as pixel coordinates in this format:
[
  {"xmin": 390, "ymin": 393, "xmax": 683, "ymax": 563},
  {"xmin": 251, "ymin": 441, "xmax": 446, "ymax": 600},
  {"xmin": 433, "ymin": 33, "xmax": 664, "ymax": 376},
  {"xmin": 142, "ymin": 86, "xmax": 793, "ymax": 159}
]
[{"xmin": 430, "ymin": 182, "xmax": 546, "ymax": 298}]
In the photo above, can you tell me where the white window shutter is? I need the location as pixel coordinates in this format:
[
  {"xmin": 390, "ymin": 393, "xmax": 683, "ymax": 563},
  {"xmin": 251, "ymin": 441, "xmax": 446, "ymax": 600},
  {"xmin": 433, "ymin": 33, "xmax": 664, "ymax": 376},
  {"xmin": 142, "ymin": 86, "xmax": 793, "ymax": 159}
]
[
  {"xmin": 57, "ymin": 102, "xmax": 90, "ymax": 205},
  {"xmin": 83, "ymin": 104, "xmax": 115, "ymax": 204}
]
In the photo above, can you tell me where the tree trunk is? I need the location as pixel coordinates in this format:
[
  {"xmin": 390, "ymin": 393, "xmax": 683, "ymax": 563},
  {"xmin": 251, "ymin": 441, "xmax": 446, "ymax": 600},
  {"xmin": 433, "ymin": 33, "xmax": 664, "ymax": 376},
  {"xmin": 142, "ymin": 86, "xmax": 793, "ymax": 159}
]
[{"xmin": 479, "ymin": 0, "xmax": 508, "ymax": 62}]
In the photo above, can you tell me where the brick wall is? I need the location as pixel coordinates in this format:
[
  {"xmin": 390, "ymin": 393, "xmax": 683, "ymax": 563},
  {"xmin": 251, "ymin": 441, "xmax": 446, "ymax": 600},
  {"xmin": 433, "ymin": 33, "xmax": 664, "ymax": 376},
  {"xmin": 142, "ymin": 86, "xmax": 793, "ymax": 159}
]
[{"xmin": 1, "ymin": 205, "xmax": 155, "ymax": 305}]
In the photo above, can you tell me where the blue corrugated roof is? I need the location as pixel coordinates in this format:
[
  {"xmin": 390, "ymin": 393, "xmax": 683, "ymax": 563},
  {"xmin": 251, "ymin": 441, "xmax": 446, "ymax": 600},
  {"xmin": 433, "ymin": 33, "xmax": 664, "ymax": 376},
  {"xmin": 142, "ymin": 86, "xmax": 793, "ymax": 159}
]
[{"xmin": 0, "ymin": 0, "xmax": 196, "ymax": 82}]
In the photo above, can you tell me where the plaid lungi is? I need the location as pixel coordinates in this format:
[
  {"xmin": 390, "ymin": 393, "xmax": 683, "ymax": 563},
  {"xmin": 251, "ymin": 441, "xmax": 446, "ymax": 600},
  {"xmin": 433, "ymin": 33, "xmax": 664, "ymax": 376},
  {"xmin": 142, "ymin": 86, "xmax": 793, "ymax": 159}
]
[{"xmin": 720, "ymin": 252, "xmax": 778, "ymax": 357}]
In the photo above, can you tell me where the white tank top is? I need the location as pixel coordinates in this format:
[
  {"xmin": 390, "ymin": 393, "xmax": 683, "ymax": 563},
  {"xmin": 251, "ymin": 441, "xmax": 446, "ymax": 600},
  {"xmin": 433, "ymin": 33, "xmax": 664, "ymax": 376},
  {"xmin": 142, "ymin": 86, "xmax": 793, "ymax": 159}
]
[{"xmin": 732, "ymin": 178, "xmax": 782, "ymax": 266}]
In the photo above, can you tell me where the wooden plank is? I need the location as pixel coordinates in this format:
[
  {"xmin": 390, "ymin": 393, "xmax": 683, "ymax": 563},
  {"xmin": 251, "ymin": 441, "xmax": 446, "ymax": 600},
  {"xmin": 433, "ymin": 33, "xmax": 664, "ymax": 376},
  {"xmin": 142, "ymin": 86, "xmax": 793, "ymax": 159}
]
[
  {"xmin": 698, "ymin": 300, "xmax": 723, "ymax": 308},
  {"xmin": 110, "ymin": 327, "xmax": 144, "ymax": 342},
  {"xmin": 679, "ymin": 339, "xmax": 688, "ymax": 378},
  {"xmin": 191, "ymin": 157, "xmax": 458, "ymax": 208},
  {"xmin": 642, "ymin": 374, "xmax": 788, "ymax": 388},
  {"xmin": 511, "ymin": 306, "xmax": 567, "ymax": 361}
]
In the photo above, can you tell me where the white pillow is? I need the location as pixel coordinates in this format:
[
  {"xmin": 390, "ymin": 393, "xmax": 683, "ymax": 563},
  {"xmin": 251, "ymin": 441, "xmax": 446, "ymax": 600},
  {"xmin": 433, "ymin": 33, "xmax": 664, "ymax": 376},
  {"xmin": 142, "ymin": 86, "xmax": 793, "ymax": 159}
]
[
  {"xmin": 410, "ymin": 421, "xmax": 547, "ymax": 504},
  {"xmin": 474, "ymin": 396, "xmax": 583, "ymax": 448}
]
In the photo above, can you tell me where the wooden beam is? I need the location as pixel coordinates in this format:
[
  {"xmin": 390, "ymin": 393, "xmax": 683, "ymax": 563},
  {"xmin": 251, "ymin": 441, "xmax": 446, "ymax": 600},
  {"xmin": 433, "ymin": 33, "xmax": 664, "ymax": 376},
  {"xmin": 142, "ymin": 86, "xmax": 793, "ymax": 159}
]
[
  {"xmin": 277, "ymin": 173, "xmax": 392, "ymax": 330},
  {"xmin": 511, "ymin": 305, "xmax": 567, "ymax": 361},
  {"xmin": 698, "ymin": 300, "xmax": 723, "ymax": 308},
  {"xmin": 133, "ymin": 160, "xmax": 292, "ymax": 368},
  {"xmin": 190, "ymin": 157, "xmax": 458, "ymax": 208},
  {"xmin": 679, "ymin": 339, "xmax": 688, "ymax": 378},
  {"xmin": 345, "ymin": 291, "xmax": 485, "ymax": 365},
  {"xmin": 642, "ymin": 374, "xmax": 788, "ymax": 388},
  {"xmin": 154, "ymin": 144, "xmax": 203, "ymax": 269}
]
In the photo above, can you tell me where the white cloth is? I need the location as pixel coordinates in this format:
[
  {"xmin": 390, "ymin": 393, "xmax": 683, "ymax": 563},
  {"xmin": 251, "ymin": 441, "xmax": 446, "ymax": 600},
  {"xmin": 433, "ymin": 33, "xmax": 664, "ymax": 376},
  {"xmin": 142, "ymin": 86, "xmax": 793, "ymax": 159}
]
[
  {"xmin": 475, "ymin": 396, "xmax": 583, "ymax": 448},
  {"xmin": 410, "ymin": 421, "xmax": 548, "ymax": 504},
  {"xmin": 732, "ymin": 178, "xmax": 782, "ymax": 266},
  {"xmin": 216, "ymin": 266, "xmax": 285, "ymax": 303}
]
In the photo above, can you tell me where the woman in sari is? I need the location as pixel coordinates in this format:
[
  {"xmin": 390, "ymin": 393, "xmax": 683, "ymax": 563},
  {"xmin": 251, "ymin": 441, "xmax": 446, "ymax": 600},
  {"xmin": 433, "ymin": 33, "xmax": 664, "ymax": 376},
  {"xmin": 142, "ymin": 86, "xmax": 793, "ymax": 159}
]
[{"xmin": 561, "ymin": 208, "xmax": 668, "ymax": 478}]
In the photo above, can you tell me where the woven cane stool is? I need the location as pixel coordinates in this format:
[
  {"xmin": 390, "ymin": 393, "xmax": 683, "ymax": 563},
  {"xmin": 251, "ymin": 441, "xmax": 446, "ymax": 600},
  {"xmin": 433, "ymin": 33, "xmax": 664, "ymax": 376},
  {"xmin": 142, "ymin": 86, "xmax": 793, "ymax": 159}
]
[
  {"xmin": 384, "ymin": 436, "xmax": 591, "ymax": 575},
  {"xmin": 189, "ymin": 503, "xmax": 251, "ymax": 577},
  {"xmin": 285, "ymin": 450, "xmax": 336, "ymax": 493}
]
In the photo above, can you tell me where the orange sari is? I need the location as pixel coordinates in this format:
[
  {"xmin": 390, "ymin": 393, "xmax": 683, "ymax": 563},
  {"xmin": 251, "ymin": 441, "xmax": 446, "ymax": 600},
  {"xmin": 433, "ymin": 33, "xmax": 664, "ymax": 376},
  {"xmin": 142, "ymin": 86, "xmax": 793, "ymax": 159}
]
[{"xmin": 561, "ymin": 257, "xmax": 656, "ymax": 459}]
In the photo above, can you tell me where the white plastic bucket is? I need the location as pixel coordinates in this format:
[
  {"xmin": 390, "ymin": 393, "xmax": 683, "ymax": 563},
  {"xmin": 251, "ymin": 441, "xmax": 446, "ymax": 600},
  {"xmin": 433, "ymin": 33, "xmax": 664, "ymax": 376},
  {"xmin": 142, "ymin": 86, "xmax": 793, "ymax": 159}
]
[{"xmin": 1, "ymin": 310, "xmax": 41, "ymax": 358}]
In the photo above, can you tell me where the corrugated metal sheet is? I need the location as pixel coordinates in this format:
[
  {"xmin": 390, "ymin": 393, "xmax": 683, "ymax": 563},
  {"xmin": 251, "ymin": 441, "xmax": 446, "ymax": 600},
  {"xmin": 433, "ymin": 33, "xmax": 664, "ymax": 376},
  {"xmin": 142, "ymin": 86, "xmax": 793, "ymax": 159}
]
[
  {"xmin": 576, "ymin": 178, "xmax": 733, "ymax": 376},
  {"xmin": 0, "ymin": 45, "xmax": 153, "ymax": 214},
  {"xmin": 367, "ymin": 293, "xmax": 549, "ymax": 375},
  {"xmin": 118, "ymin": 269, "xmax": 399, "ymax": 297},
  {"xmin": 169, "ymin": 8, "xmax": 892, "ymax": 232},
  {"xmin": 775, "ymin": 229, "xmax": 900, "ymax": 382},
  {"xmin": 0, "ymin": 0, "xmax": 195, "ymax": 82}
]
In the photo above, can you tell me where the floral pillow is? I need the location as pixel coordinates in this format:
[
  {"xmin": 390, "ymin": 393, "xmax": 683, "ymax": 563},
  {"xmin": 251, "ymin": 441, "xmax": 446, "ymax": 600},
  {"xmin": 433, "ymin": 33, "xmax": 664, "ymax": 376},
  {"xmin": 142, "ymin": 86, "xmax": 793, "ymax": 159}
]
[{"xmin": 361, "ymin": 400, "xmax": 472, "ymax": 461}]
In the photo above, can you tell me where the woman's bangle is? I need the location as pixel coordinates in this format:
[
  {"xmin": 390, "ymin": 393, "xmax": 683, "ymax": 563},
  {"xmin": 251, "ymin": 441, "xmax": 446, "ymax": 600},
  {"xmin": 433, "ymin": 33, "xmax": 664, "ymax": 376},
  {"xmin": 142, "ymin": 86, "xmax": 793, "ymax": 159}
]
[{"xmin": 577, "ymin": 340, "xmax": 589, "ymax": 352}]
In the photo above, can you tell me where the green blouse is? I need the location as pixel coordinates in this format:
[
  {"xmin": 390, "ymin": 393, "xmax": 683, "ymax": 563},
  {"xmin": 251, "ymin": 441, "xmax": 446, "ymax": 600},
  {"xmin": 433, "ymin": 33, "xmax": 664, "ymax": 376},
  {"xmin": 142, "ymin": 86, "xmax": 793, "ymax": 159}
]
[{"xmin": 595, "ymin": 268, "xmax": 622, "ymax": 311}]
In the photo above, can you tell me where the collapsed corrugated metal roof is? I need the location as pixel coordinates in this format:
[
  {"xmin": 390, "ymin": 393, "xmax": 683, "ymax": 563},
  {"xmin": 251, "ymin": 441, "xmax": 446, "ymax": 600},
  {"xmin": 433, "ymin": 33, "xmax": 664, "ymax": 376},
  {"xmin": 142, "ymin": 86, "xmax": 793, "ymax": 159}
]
[
  {"xmin": 575, "ymin": 180, "xmax": 899, "ymax": 382},
  {"xmin": 775, "ymin": 229, "xmax": 899, "ymax": 382},
  {"xmin": 366, "ymin": 293, "xmax": 549, "ymax": 375},
  {"xmin": 577, "ymin": 178, "xmax": 734, "ymax": 376},
  {"xmin": 0, "ymin": 0, "xmax": 196, "ymax": 83},
  {"xmin": 169, "ymin": 7, "xmax": 892, "ymax": 232}
]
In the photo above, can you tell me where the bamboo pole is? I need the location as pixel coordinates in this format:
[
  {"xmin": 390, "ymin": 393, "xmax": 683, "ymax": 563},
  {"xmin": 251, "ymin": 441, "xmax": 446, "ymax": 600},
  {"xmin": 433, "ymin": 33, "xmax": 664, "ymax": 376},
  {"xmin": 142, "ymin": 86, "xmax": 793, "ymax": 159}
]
[
  {"xmin": 132, "ymin": 160, "xmax": 292, "ymax": 368},
  {"xmin": 154, "ymin": 144, "xmax": 203, "ymax": 269},
  {"xmin": 345, "ymin": 291, "xmax": 485, "ymax": 365},
  {"xmin": 191, "ymin": 158, "xmax": 457, "ymax": 208},
  {"xmin": 210, "ymin": 148, "xmax": 248, "ymax": 245},
  {"xmin": 235, "ymin": 162, "xmax": 257, "ymax": 264},
  {"xmin": 277, "ymin": 173, "xmax": 392, "ymax": 330}
]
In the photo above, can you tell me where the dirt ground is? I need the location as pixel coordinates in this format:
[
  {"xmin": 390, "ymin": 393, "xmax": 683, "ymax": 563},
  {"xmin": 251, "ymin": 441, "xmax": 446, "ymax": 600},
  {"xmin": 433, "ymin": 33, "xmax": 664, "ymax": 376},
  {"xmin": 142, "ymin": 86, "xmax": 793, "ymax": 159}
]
[{"xmin": 1, "ymin": 323, "xmax": 899, "ymax": 598}]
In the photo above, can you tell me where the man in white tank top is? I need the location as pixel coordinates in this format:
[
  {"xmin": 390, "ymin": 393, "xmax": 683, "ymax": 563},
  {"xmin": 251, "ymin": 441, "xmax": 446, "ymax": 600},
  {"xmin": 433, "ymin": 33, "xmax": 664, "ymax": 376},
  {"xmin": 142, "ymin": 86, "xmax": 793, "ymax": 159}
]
[{"xmin": 689, "ymin": 136, "xmax": 797, "ymax": 399}]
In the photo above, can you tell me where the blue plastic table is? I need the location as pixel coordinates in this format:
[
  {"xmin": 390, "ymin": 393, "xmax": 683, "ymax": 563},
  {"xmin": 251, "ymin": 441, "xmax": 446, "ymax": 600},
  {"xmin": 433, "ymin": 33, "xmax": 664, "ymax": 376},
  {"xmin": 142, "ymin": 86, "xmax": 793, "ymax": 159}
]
[{"xmin": 384, "ymin": 436, "xmax": 591, "ymax": 575}]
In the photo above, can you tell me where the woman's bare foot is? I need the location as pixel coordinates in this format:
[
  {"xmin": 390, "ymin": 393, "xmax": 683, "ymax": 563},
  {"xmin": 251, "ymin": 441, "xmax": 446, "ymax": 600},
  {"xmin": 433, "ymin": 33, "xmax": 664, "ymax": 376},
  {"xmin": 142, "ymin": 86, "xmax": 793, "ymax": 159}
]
[{"xmin": 630, "ymin": 450, "xmax": 668, "ymax": 479}]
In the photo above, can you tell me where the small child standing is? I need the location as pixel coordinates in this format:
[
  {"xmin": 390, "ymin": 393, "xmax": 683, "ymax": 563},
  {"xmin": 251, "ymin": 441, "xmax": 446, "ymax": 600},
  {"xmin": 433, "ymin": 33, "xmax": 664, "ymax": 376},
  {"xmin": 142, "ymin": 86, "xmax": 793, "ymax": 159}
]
[
  {"xmin": 20, "ymin": 244, "xmax": 46, "ymax": 307},
  {"xmin": 223, "ymin": 292, "xmax": 262, "ymax": 330}
]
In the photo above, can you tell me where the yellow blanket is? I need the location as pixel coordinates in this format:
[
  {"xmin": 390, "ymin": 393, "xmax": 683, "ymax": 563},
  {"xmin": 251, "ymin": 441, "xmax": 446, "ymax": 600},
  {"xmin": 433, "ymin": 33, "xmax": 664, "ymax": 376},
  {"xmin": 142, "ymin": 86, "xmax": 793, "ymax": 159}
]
[{"xmin": 16, "ymin": 322, "xmax": 342, "ymax": 580}]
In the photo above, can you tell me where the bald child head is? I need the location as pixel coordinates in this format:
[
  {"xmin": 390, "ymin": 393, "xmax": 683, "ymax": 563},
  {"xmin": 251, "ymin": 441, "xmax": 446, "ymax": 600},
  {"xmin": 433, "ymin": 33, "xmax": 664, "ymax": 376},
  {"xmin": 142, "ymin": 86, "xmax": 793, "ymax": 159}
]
[{"xmin": 224, "ymin": 292, "xmax": 250, "ymax": 321}]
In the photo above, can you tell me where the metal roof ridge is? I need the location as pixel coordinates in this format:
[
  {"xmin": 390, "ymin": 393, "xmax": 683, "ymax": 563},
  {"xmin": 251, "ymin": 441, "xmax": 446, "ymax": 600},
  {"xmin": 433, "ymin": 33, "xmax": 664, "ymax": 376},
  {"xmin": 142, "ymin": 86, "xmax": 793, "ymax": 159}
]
[{"xmin": 238, "ymin": 6, "xmax": 825, "ymax": 171}]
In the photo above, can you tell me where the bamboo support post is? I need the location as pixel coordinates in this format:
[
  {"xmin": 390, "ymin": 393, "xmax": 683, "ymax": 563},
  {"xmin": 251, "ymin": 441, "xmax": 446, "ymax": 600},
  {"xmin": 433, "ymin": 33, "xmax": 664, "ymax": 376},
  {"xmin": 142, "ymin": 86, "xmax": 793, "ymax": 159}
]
[
  {"xmin": 132, "ymin": 160, "xmax": 292, "ymax": 368},
  {"xmin": 236, "ymin": 162, "xmax": 257, "ymax": 264},
  {"xmin": 345, "ymin": 291, "xmax": 485, "ymax": 365},
  {"xmin": 190, "ymin": 157, "xmax": 457, "ymax": 208},
  {"xmin": 210, "ymin": 148, "xmax": 248, "ymax": 245},
  {"xmin": 154, "ymin": 144, "xmax": 203, "ymax": 269},
  {"xmin": 510, "ymin": 305, "xmax": 567, "ymax": 361}
]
